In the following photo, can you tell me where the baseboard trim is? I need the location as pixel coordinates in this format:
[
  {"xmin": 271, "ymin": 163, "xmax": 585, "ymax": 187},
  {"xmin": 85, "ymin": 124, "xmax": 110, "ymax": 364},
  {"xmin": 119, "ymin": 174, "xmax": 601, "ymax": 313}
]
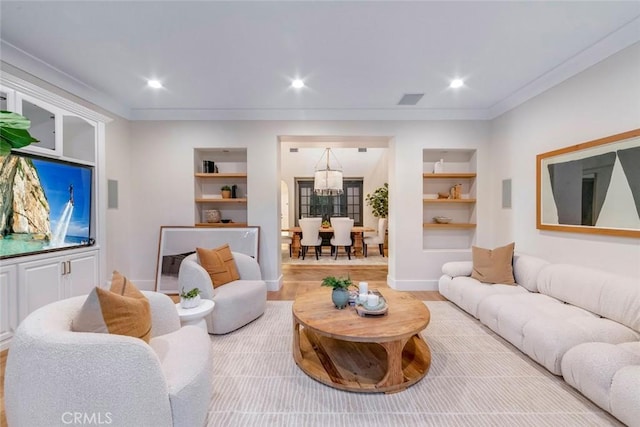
[
  {"xmin": 266, "ymin": 275, "xmax": 283, "ymax": 292},
  {"xmin": 387, "ymin": 277, "xmax": 439, "ymax": 291}
]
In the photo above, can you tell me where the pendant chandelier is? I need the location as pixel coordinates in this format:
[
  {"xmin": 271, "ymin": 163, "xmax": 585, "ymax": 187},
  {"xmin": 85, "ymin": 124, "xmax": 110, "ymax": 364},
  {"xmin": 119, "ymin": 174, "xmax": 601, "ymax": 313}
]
[{"xmin": 313, "ymin": 148, "xmax": 343, "ymax": 195}]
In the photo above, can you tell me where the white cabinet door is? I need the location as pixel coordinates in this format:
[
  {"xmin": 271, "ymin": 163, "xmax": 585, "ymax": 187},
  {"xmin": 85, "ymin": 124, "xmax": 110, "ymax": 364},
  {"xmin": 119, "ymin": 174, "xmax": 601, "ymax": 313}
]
[
  {"xmin": 66, "ymin": 251, "xmax": 98, "ymax": 297},
  {"xmin": 17, "ymin": 256, "xmax": 65, "ymax": 323},
  {"xmin": 0, "ymin": 264, "xmax": 18, "ymax": 350}
]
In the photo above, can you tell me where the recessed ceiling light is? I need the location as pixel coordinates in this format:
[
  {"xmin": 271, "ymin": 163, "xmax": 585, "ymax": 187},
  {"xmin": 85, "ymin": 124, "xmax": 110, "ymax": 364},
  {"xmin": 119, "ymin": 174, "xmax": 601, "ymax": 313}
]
[
  {"xmin": 147, "ymin": 79, "xmax": 163, "ymax": 89},
  {"xmin": 449, "ymin": 79, "xmax": 464, "ymax": 89},
  {"xmin": 291, "ymin": 79, "xmax": 304, "ymax": 89}
]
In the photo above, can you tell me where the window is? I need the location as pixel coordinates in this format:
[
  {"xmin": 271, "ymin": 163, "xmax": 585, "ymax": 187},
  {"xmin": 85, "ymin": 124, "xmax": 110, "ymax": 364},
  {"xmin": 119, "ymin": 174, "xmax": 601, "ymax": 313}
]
[{"xmin": 296, "ymin": 179, "xmax": 363, "ymax": 225}]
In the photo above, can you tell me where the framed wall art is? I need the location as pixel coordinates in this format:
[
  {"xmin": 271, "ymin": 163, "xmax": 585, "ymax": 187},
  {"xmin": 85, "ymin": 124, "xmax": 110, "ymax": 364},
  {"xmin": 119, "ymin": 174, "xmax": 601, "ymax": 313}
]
[{"xmin": 536, "ymin": 128, "xmax": 640, "ymax": 238}]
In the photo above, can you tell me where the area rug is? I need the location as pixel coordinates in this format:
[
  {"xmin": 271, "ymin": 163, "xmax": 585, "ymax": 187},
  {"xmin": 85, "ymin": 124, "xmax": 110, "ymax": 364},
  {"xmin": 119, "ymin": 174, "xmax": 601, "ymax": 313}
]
[{"xmin": 207, "ymin": 301, "xmax": 620, "ymax": 426}]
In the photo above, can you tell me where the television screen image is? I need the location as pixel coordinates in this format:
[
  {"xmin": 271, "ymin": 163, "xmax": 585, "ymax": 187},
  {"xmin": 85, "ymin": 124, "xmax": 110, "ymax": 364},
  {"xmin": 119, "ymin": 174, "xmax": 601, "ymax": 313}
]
[{"xmin": 0, "ymin": 152, "xmax": 93, "ymax": 259}]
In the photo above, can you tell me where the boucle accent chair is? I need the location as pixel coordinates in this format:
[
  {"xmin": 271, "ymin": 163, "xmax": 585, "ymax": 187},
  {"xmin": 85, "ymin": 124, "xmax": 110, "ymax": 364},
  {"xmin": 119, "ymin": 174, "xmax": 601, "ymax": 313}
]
[
  {"xmin": 439, "ymin": 253, "xmax": 640, "ymax": 425},
  {"xmin": 5, "ymin": 291, "xmax": 213, "ymax": 427},
  {"xmin": 178, "ymin": 251, "xmax": 267, "ymax": 334}
]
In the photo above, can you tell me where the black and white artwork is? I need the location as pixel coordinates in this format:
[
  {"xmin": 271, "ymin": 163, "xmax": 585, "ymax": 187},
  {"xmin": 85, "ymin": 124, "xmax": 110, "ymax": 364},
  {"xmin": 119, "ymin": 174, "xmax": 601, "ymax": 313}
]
[{"xmin": 538, "ymin": 130, "xmax": 640, "ymax": 237}]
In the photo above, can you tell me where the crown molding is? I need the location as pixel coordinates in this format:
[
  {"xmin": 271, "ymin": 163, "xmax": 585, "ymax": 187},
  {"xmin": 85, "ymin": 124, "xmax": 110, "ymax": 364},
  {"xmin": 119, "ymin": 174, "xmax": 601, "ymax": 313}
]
[
  {"xmin": 129, "ymin": 107, "xmax": 490, "ymax": 121},
  {"xmin": 0, "ymin": 71, "xmax": 112, "ymax": 123},
  {"xmin": 488, "ymin": 16, "xmax": 640, "ymax": 119},
  {"xmin": 0, "ymin": 40, "xmax": 130, "ymax": 120}
]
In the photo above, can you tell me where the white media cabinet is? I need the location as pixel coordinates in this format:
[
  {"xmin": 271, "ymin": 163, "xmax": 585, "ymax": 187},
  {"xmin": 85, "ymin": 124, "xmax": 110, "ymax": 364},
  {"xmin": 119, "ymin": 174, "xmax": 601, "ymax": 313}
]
[{"xmin": 0, "ymin": 72, "xmax": 110, "ymax": 351}]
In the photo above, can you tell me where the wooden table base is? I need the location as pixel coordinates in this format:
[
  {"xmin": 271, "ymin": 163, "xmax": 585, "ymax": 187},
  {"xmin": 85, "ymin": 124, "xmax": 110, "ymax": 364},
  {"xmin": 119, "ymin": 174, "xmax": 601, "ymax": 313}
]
[
  {"xmin": 289, "ymin": 228, "xmax": 373, "ymax": 259},
  {"xmin": 293, "ymin": 320, "xmax": 431, "ymax": 393}
]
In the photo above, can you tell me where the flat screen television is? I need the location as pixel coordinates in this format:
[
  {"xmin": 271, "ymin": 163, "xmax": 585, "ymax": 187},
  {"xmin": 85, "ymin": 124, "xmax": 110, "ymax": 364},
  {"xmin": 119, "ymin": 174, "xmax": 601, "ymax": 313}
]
[{"xmin": 0, "ymin": 151, "xmax": 94, "ymax": 259}]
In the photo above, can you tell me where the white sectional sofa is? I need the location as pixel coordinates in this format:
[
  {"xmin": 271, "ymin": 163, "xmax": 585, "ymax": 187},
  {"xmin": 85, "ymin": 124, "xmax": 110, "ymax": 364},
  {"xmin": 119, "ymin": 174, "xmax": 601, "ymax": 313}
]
[{"xmin": 439, "ymin": 254, "xmax": 640, "ymax": 426}]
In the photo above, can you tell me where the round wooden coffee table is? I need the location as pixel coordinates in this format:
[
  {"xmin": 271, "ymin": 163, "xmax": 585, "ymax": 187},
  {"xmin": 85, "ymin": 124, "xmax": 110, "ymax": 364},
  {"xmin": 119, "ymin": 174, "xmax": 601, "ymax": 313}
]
[{"xmin": 292, "ymin": 287, "xmax": 431, "ymax": 393}]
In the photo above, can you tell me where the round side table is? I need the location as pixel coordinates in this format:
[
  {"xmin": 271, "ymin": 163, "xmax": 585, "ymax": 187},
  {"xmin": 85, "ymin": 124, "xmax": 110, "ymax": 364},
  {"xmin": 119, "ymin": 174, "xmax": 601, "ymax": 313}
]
[{"xmin": 175, "ymin": 299, "xmax": 215, "ymax": 332}]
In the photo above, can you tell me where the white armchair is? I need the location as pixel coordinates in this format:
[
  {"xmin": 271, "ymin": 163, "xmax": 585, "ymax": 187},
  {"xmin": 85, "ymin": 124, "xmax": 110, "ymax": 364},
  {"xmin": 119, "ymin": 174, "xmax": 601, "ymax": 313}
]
[
  {"xmin": 5, "ymin": 291, "xmax": 212, "ymax": 427},
  {"xmin": 178, "ymin": 251, "xmax": 267, "ymax": 334}
]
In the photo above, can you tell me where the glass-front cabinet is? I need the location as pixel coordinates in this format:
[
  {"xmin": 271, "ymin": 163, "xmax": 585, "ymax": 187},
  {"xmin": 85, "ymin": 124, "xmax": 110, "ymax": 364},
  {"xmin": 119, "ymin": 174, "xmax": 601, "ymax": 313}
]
[
  {"xmin": 62, "ymin": 114, "xmax": 96, "ymax": 164},
  {"xmin": 10, "ymin": 93, "xmax": 97, "ymax": 165},
  {"xmin": 0, "ymin": 89, "xmax": 8, "ymax": 111},
  {"xmin": 18, "ymin": 94, "xmax": 58, "ymax": 153}
]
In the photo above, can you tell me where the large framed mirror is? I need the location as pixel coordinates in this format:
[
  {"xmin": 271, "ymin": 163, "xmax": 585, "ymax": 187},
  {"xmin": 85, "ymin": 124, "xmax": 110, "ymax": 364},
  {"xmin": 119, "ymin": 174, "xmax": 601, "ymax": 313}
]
[
  {"xmin": 155, "ymin": 226, "xmax": 260, "ymax": 293},
  {"xmin": 537, "ymin": 129, "xmax": 640, "ymax": 238}
]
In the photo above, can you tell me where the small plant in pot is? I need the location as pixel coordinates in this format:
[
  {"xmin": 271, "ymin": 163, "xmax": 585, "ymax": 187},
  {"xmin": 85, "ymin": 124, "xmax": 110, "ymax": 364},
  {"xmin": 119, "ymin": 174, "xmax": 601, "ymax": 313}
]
[
  {"xmin": 220, "ymin": 185, "xmax": 232, "ymax": 199},
  {"xmin": 321, "ymin": 276, "xmax": 353, "ymax": 309},
  {"xmin": 180, "ymin": 287, "xmax": 201, "ymax": 309}
]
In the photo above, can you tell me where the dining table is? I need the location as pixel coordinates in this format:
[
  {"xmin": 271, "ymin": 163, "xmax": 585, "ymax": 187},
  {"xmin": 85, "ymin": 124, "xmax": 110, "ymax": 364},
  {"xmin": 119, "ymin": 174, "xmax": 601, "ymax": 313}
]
[{"xmin": 284, "ymin": 225, "xmax": 376, "ymax": 259}]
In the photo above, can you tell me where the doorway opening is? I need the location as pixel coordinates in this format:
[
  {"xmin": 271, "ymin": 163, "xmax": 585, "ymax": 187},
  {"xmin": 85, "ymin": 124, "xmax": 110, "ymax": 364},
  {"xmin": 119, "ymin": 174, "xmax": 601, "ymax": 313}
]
[{"xmin": 279, "ymin": 136, "xmax": 390, "ymax": 267}]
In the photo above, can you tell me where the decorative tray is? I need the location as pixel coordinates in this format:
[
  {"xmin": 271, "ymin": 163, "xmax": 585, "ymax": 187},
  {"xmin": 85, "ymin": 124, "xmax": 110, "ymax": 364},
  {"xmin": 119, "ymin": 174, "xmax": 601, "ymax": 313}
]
[{"xmin": 355, "ymin": 295, "xmax": 388, "ymax": 317}]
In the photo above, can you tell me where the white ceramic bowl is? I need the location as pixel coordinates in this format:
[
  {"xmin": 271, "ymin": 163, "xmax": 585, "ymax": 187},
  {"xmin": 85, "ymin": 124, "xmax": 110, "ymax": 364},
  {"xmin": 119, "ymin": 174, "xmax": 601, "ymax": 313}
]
[{"xmin": 433, "ymin": 216, "xmax": 452, "ymax": 224}]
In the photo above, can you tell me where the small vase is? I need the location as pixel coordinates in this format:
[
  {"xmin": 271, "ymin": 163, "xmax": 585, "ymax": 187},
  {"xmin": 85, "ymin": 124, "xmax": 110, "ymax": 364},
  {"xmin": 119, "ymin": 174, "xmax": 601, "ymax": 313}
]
[
  {"xmin": 433, "ymin": 158, "xmax": 444, "ymax": 174},
  {"xmin": 204, "ymin": 209, "xmax": 221, "ymax": 223},
  {"xmin": 180, "ymin": 295, "xmax": 201, "ymax": 309},
  {"xmin": 331, "ymin": 288, "xmax": 349, "ymax": 309}
]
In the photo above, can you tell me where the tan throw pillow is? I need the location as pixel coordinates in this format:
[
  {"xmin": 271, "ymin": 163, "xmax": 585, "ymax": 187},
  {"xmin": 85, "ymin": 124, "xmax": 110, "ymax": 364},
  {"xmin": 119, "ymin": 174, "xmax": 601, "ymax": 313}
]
[
  {"xmin": 197, "ymin": 244, "xmax": 240, "ymax": 288},
  {"xmin": 471, "ymin": 242, "xmax": 515, "ymax": 285},
  {"xmin": 72, "ymin": 272, "xmax": 152, "ymax": 343}
]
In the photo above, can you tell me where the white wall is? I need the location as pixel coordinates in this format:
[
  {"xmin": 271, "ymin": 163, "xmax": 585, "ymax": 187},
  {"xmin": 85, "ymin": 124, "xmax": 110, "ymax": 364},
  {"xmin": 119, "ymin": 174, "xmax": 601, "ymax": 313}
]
[
  {"xmin": 490, "ymin": 42, "xmax": 640, "ymax": 278},
  {"xmin": 9, "ymin": 43, "xmax": 638, "ymax": 292},
  {"xmin": 388, "ymin": 121, "xmax": 491, "ymax": 289},
  {"xmin": 126, "ymin": 120, "xmax": 490, "ymax": 291},
  {"xmin": 104, "ymin": 117, "xmax": 132, "ymax": 279}
]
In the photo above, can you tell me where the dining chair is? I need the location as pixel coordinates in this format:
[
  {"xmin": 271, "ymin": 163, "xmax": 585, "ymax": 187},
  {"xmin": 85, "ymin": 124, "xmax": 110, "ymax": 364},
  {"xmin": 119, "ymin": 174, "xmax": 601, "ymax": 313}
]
[
  {"xmin": 299, "ymin": 218, "xmax": 323, "ymax": 260},
  {"xmin": 364, "ymin": 217, "xmax": 387, "ymax": 257},
  {"xmin": 281, "ymin": 232, "xmax": 293, "ymax": 257},
  {"xmin": 330, "ymin": 217, "xmax": 354, "ymax": 260}
]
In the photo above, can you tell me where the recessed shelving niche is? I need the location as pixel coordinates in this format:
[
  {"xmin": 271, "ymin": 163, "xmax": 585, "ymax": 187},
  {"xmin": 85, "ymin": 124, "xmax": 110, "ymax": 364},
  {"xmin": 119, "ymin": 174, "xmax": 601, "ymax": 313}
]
[
  {"xmin": 423, "ymin": 150, "xmax": 477, "ymax": 250},
  {"xmin": 194, "ymin": 148, "xmax": 248, "ymax": 227}
]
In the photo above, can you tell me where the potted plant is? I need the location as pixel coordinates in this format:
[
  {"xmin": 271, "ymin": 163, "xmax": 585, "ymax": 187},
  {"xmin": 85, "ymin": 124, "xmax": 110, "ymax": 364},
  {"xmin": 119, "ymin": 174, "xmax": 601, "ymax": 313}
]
[
  {"xmin": 321, "ymin": 275, "xmax": 353, "ymax": 309},
  {"xmin": 321, "ymin": 220, "xmax": 330, "ymax": 228},
  {"xmin": 0, "ymin": 111, "xmax": 39, "ymax": 156},
  {"xmin": 365, "ymin": 183, "xmax": 389, "ymax": 250},
  {"xmin": 221, "ymin": 185, "xmax": 232, "ymax": 199},
  {"xmin": 365, "ymin": 183, "xmax": 388, "ymax": 218},
  {"xmin": 180, "ymin": 287, "xmax": 201, "ymax": 309}
]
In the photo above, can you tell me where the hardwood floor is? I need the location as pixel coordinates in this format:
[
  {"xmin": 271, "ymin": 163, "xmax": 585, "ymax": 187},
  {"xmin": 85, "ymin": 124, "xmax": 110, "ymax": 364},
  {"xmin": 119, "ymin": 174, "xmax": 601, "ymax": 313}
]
[
  {"xmin": 272, "ymin": 264, "xmax": 446, "ymax": 301},
  {"xmin": 0, "ymin": 264, "xmax": 443, "ymax": 427}
]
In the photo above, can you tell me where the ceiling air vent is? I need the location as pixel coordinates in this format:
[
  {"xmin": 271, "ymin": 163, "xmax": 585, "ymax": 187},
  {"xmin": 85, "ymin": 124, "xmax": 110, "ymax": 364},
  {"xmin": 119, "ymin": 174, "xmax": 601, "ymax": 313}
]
[
  {"xmin": 397, "ymin": 93, "xmax": 424, "ymax": 106},
  {"xmin": 358, "ymin": 148, "xmax": 367, "ymax": 153},
  {"xmin": 289, "ymin": 148, "xmax": 298, "ymax": 153}
]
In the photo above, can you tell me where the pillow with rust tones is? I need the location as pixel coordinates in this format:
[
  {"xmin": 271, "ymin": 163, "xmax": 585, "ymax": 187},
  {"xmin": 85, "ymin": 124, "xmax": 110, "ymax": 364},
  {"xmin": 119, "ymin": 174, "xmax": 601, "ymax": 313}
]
[
  {"xmin": 72, "ymin": 271, "xmax": 151, "ymax": 343},
  {"xmin": 197, "ymin": 244, "xmax": 240, "ymax": 288}
]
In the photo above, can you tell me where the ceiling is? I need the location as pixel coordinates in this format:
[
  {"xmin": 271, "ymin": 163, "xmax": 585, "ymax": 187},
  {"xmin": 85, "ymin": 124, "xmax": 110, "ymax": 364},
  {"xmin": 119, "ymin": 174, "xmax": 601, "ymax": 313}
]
[{"xmin": 1, "ymin": 1, "xmax": 639, "ymax": 121}]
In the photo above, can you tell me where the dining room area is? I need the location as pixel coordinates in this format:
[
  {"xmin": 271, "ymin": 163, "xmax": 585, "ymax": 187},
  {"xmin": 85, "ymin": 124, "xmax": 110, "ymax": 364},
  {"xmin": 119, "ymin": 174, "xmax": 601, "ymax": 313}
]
[{"xmin": 279, "ymin": 136, "xmax": 389, "ymax": 267}]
